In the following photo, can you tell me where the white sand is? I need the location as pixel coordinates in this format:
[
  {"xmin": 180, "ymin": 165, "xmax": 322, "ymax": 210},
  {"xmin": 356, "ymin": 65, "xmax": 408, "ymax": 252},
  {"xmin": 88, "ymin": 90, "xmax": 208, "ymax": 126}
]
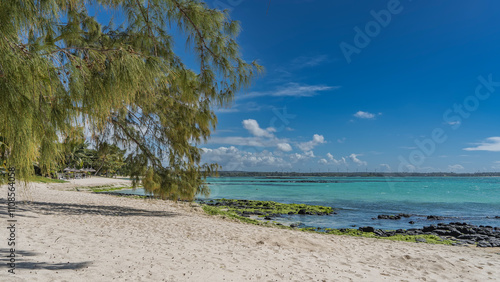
[{"xmin": 0, "ymin": 177, "xmax": 499, "ymax": 281}]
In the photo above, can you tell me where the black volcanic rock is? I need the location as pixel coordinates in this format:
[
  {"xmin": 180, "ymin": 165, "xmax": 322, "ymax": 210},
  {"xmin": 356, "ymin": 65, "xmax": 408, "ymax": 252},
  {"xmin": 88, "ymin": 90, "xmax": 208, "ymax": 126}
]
[
  {"xmin": 359, "ymin": 226, "xmax": 375, "ymax": 233},
  {"xmin": 377, "ymin": 214, "xmax": 401, "ymax": 220},
  {"xmin": 427, "ymin": 215, "xmax": 445, "ymax": 220}
]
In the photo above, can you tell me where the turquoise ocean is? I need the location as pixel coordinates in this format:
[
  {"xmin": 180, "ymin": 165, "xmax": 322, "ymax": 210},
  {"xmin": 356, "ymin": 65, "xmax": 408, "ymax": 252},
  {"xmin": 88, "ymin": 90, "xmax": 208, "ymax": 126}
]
[{"xmin": 114, "ymin": 176, "xmax": 500, "ymax": 230}]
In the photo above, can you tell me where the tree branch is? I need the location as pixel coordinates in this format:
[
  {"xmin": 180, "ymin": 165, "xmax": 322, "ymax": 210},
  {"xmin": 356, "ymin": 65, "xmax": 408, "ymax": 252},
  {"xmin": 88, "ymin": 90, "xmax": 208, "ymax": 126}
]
[{"xmin": 171, "ymin": 0, "xmax": 218, "ymax": 59}]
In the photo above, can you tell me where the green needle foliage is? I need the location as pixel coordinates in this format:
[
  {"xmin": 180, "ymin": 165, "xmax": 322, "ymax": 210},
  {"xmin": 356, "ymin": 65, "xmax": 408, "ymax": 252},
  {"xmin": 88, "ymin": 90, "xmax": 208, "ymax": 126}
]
[{"xmin": 0, "ymin": 0, "xmax": 261, "ymax": 200}]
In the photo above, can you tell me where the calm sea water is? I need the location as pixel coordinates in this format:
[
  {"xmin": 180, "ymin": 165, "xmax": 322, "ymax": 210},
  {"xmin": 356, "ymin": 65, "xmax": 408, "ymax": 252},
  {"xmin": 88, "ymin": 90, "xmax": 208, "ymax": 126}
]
[{"xmin": 114, "ymin": 176, "xmax": 500, "ymax": 230}]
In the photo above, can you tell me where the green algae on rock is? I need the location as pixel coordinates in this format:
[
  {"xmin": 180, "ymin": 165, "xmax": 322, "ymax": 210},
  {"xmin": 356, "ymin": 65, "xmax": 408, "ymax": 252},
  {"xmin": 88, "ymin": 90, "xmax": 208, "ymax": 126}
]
[{"xmin": 199, "ymin": 199, "xmax": 334, "ymax": 218}]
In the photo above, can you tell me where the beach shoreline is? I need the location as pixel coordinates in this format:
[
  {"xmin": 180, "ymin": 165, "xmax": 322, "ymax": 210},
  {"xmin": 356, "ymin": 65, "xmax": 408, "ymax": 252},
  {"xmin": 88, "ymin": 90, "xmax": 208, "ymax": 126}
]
[{"xmin": 1, "ymin": 177, "xmax": 499, "ymax": 281}]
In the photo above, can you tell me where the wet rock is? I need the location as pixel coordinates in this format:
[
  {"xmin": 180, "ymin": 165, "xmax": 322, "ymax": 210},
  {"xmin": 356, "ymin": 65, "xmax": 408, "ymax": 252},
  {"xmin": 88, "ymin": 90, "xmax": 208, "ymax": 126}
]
[
  {"xmin": 433, "ymin": 229, "xmax": 452, "ymax": 236},
  {"xmin": 455, "ymin": 226, "xmax": 476, "ymax": 234},
  {"xmin": 422, "ymin": 225, "xmax": 436, "ymax": 232},
  {"xmin": 359, "ymin": 226, "xmax": 375, "ymax": 233},
  {"xmin": 377, "ymin": 214, "xmax": 401, "ymax": 220},
  {"xmin": 457, "ymin": 234, "xmax": 488, "ymax": 241},
  {"xmin": 477, "ymin": 240, "xmax": 492, "ymax": 248},
  {"xmin": 374, "ymin": 229, "xmax": 387, "ymax": 237},
  {"xmin": 297, "ymin": 209, "xmax": 307, "ymax": 215},
  {"xmin": 490, "ymin": 239, "xmax": 500, "ymax": 247},
  {"xmin": 447, "ymin": 227, "xmax": 462, "ymax": 237},
  {"xmin": 384, "ymin": 231, "xmax": 396, "ymax": 236},
  {"xmin": 427, "ymin": 215, "xmax": 445, "ymax": 220}
]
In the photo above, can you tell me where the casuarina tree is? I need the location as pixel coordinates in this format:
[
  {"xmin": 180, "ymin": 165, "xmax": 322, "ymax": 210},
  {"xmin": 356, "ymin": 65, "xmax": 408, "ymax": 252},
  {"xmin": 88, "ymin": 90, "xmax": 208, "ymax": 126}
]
[{"xmin": 0, "ymin": 0, "xmax": 261, "ymax": 200}]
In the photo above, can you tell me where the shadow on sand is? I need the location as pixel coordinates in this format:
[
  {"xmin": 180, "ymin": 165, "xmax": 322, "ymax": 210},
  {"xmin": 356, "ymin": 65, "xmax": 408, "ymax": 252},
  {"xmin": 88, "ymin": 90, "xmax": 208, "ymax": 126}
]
[
  {"xmin": 0, "ymin": 249, "xmax": 91, "ymax": 271},
  {"xmin": 0, "ymin": 198, "xmax": 178, "ymax": 217}
]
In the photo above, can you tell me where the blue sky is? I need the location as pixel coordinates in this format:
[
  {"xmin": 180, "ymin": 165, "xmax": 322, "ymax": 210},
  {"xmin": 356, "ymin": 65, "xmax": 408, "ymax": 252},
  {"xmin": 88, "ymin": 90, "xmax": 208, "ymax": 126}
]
[
  {"xmin": 91, "ymin": 1, "xmax": 500, "ymax": 172},
  {"xmin": 197, "ymin": 0, "xmax": 500, "ymax": 173}
]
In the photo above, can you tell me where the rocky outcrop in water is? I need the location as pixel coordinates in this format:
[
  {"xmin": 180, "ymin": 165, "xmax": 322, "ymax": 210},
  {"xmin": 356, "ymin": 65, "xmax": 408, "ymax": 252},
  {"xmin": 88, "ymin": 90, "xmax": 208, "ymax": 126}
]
[
  {"xmin": 376, "ymin": 214, "xmax": 412, "ymax": 220},
  {"xmin": 358, "ymin": 222, "xmax": 500, "ymax": 247},
  {"xmin": 199, "ymin": 199, "xmax": 334, "ymax": 218}
]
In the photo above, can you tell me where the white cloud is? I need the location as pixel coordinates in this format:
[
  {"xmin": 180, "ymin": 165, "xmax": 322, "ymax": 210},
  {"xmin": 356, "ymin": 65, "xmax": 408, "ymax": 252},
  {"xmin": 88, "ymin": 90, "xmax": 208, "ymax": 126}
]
[
  {"xmin": 448, "ymin": 164, "xmax": 465, "ymax": 171},
  {"xmin": 209, "ymin": 119, "xmax": 293, "ymax": 153},
  {"xmin": 445, "ymin": 121, "xmax": 461, "ymax": 126},
  {"xmin": 215, "ymin": 107, "xmax": 240, "ymax": 113},
  {"xmin": 325, "ymin": 153, "xmax": 346, "ymax": 165},
  {"xmin": 201, "ymin": 146, "xmax": 290, "ymax": 170},
  {"xmin": 291, "ymin": 55, "xmax": 329, "ymax": 69},
  {"xmin": 321, "ymin": 152, "xmax": 369, "ymax": 167},
  {"xmin": 337, "ymin": 137, "xmax": 346, "ymax": 143},
  {"xmin": 273, "ymin": 83, "xmax": 335, "ymax": 97},
  {"xmin": 290, "ymin": 151, "xmax": 315, "ymax": 163},
  {"xmin": 349, "ymin": 154, "xmax": 367, "ymax": 166},
  {"xmin": 276, "ymin": 143, "xmax": 292, "ymax": 152},
  {"xmin": 353, "ymin": 111, "xmax": 380, "ymax": 120},
  {"xmin": 318, "ymin": 158, "xmax": 328, "ymax": 165},
  {"xmin": 379, "ymin": 164, "xmax": 391, "ymax": 172},
  {"xmin": 298, "ymin": 134, "xmax": 326, "ymax": 151},
  {"xmin": 240, "ymin": 83, "xmax": 339, "ymax": 100},
  {"xmin": 208, "ymin": 136, "xmax": 269, "ymax": 147},
  {"xmin": 463, "ymin": 137, "xmax": 500, "ymax": 152},
  {"xmin": 242, "ymin": 119, "xmax": 275, "ymax": 138},
  {"xmin": 400, "ymin": 164, "xmax": 416, "ymax": 172},
  {"xmin": 304, "ymin": 151, "xmax": 315, "ymax": 158},
  {"xmin": 215, "ymin": 102, "xmax": 265, "ymax": 114}
]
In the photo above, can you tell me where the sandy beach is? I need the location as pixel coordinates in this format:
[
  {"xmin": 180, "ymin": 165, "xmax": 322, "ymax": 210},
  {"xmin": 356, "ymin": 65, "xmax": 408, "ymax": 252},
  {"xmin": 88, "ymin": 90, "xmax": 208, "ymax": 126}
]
[{"xmin": 1, "ymin": 177, "xmax": 499, "ymax": 281}]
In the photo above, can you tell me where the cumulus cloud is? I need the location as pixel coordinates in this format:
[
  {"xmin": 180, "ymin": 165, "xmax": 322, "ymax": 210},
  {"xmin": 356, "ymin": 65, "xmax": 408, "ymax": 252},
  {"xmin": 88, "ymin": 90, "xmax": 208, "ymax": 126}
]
[
  {"xmin": 325, "ymin": 153, "xmax": 346, "ymax": 165},
  {"xmin": 320, "ymin": 152, "xmax": 368, "ymax": 167},
  {"xmin": 353, "ymin": 111, "xmax": 380, "ymax": 119},
  {"xmin": 209, "ymin": 119, "xmax": 294, "ymax": 153},
  {"xmin": 348, "ymin": 154, "xmax": 367, "ymax": 166},
  {"xmin": 242, "ymin": 119, "xmax": 275, "ymax": 138},
  {"xmin": 379, "ymin": 164, "xmax": 391, "ymax": 172},
  {"xmin": 276, "ymin": 143, "xmax": 292, "ymax": 152},
  {"xmin": 448, "ymin": 164, "xmax": 465, "ymax": 171},
  {"xmin": 298, "ymin": 134, "xmax": 326, "ymax": 151},
  {"xmin": 201, "ymin": 146, "xmax": 290, "ymax": 170},
  {"xmin": 399, "ymin": 164, "xmax": 416, "ymax": 172},
  {"xmin": 463, "ymin": 137, "xmax": 500, "ymax": 152},
  {"xmin": 290, "ymin": 151, "xmax": 315, "ymax": 163}
]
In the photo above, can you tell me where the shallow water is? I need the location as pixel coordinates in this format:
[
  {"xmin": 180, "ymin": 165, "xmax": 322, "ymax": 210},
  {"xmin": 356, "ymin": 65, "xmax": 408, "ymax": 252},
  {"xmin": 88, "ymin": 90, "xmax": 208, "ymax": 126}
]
[{"xmin": 114, "ymin": 176, "xmax": 500, "ymax": 230}]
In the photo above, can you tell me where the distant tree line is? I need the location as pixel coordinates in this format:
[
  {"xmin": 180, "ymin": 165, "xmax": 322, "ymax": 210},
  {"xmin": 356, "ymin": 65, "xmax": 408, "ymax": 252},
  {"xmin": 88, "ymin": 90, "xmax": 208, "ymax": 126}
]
[{"xmin": 216, "ymin": 171, "xmax": 500, "ymax": 177}]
